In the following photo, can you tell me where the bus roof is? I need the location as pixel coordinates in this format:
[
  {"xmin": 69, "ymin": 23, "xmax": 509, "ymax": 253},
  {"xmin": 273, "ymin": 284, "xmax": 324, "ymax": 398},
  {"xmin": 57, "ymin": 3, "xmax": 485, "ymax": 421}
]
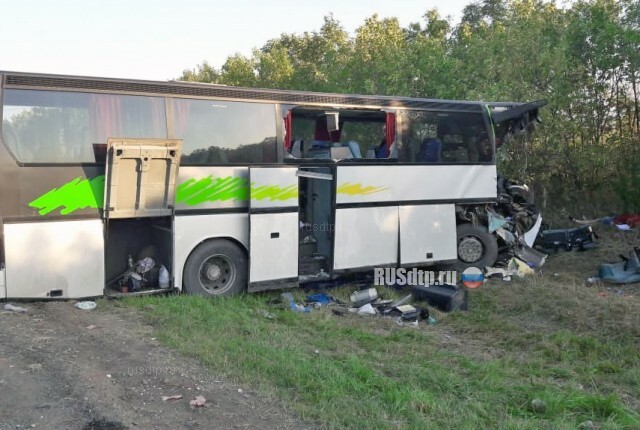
[{"xmin": 0, "ymin": 70, "xmax": 531, "ymax": 114}]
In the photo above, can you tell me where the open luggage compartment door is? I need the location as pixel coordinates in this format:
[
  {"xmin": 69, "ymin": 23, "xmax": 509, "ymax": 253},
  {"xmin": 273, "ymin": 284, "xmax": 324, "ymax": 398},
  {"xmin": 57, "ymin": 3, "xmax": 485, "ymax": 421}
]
[
  {"xmin": 104, "ymin": 138, "xmax": 182, "ymax": 219},
  {"xmin": 248, "ymin": 167, "xmax": 299, "ymax": 292}
]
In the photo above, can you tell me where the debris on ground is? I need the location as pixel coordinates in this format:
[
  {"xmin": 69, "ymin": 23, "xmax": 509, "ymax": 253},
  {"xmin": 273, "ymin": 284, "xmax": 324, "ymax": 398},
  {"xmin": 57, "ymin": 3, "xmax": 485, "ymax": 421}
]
[
  {"xmin": 485, "ymin": 267, "xmax": 512, "ymax": 281},
  {"xmin": 412, "ymin": 284, "xmax": 468, "ymax": 312},
  {"xmin": 538, "ymin": 225, "xmax": 597, "ymax": 252},
  {"xmin": 350, "ymin": 288, "xmax": 379, "ymax": 307},
  {"xmin": 507, "ymin": 257, "xmax": 536, "ymax": 277},
  {"xmin": 485, "ymin": 256, "xmax": 537, "ymax": 280},
  {"xmin": 514, "ymin": 245, "xmax": 547, "ymax": 268},
  {"xmin": 261, "ymin": 310, "xmax": 275, "ymax": 319},
  {"xmin": 531, "ymin": 398, "xmax": 547, "ymax": 414},
  {"xmin": 591, "ymin": 248, "xmax": 640, "ymax": 284},
  {"xmin": 189, "ymin": 395, "xmax": 206, "ymax": 407},
  {"xmin": 384, "ymin": 293, "xmax": 412, "ymax": 310},
  {"xmin": 3, "ymin": 303, "xmax": 28, "ymax": 313},
  {"xmin": 272, "ymin": 283, "xmax": 450, "ymax": 327},
  {"xmin": 355, "ymin": 303, "xmax": 377, "ymax": 315},
  {"xmin": 74, "ymin": 301, "xmax": 97, "ymax": 311},
  {"xmin": 162, "ymin": 395, "xmax": 183, "ymax": 401},
  {"xmin": 281, "ymin": 292, "xmax": 312, "ymax": 313},
  {"xmin": 85, "ymin": 325, "xmax": 98, "ymax": 330},
  {"xmin": 306, "ymin": 292, "xmax": 333, "ymax": 307}
]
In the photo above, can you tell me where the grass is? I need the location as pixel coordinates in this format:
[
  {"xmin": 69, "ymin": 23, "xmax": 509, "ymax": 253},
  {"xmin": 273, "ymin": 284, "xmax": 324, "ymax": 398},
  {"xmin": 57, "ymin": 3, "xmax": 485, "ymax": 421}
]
[{"xmin": 115, "ymin": 227, "xmax": 640, "ymax": 429}]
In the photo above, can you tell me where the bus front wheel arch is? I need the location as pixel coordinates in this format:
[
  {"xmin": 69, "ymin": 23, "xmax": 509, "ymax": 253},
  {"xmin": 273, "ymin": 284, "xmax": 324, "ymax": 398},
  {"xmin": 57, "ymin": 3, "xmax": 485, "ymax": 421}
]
[
  {"xmin": 454, "ymin": 223, "xmax": 498, "ymax": 271},
  {"xmin": 183, "ymin": 239, "xmax": 247, "ymax": 297}
]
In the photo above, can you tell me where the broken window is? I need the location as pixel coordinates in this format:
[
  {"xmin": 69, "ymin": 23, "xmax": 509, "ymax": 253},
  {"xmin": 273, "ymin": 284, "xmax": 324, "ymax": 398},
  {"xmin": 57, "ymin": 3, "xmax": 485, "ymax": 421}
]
[
  {"xmin": 399, "ymin": 111, "xmax": 491, "ymax": 164},
  {"xmin": 288, "ymin": 108, "xmax": 388, "ymax": 159}
]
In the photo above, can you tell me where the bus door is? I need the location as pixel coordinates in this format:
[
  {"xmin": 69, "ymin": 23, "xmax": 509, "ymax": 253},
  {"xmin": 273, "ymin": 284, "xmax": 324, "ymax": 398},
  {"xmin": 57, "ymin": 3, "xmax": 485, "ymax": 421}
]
[
  {"xmin": 248, "ymin": 167, "xmax": 300, "ymax": 292},
  {"xmin": 103, "ymin": 138, "xmax": 182, "ymax": 294}
]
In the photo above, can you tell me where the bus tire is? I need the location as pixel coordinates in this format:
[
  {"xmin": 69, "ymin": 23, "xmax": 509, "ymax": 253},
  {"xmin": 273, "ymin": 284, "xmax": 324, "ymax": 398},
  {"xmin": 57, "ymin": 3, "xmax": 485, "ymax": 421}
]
[
  {"xmin": 183, "ymin": 239, "xmax": 247, "ymax": 297},
  {"xmin": 454, "ymin": 223, "xmax": 498, "ymax": 271}
]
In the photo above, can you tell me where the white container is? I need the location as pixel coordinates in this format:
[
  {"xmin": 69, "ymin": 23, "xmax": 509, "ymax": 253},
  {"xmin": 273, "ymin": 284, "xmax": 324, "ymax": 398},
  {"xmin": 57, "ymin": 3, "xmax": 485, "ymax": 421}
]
[{"xmin": 159, "ymin": 265, "xmax": 170, "ymax": 289}]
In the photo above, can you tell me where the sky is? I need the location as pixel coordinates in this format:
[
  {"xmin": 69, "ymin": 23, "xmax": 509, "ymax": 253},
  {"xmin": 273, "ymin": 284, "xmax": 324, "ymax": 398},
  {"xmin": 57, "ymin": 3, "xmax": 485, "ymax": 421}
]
[{"xmin": 0, "ymin": 0, "xmax": 470, "ymax": 82}]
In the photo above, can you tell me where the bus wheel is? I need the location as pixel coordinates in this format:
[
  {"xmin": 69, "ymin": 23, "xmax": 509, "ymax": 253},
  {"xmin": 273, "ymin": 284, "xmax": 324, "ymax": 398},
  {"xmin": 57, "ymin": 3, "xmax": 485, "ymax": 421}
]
[
  {"xmin": 454, "ymin": 223, "xmax": 498, "ymax": 271},
  {"xmin": 183, "ymin": 240, "xmax": 247, "ymax": 296}
]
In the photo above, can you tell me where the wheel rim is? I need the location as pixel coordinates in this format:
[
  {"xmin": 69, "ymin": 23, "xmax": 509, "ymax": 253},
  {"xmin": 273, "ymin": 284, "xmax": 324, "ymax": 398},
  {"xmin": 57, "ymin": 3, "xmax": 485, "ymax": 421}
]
[
  {"xmin": 458, "ymin": 235, "xmax": 484, "ymax": 263},
  {"xmin": 198, "ymin": 254, "xmax": 236, "ymax": 294}
]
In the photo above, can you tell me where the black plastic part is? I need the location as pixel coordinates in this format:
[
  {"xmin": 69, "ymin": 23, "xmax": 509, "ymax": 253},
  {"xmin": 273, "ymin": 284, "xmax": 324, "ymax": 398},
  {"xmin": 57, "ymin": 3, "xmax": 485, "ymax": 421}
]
[
  {"xmin": 538, "ymin": 226, "xmax": 596, "ymax": 252},
  {"xmin": 412, "ymin": 284, "xmax": 468, "ymax": 312}
]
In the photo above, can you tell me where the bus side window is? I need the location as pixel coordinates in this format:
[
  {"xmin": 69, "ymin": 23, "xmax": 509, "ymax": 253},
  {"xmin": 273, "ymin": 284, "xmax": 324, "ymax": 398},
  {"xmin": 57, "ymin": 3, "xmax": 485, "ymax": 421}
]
[{"xmin": 174, "ymin": 98, "xmax": 277, "ymax": 165}]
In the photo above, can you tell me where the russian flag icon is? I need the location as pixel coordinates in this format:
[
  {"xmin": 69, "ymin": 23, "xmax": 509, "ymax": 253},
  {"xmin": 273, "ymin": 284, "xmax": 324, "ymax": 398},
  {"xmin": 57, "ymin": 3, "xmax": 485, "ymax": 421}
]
[{"xmin": 461, "ymin": 267, "xmax": 484, "ymax": 289}]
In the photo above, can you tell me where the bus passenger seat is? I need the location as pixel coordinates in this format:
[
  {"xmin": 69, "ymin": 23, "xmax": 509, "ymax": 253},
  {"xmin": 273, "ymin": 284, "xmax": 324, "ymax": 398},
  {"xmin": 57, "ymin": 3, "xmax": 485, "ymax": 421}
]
[
  {"xmin": 345, "ymin": 141, "xmax": 362, "ymax": 158},
  {"xmin": 418, "ymin": 138, "xmax": 442, "ymax": 163}
]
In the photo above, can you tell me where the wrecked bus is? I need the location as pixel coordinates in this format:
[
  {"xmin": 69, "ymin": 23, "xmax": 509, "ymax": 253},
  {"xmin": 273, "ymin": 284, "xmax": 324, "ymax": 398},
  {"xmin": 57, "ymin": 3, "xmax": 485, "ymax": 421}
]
[{"xmin": 0, "ymin": 71, "xmax": 544, "ymax": 299}]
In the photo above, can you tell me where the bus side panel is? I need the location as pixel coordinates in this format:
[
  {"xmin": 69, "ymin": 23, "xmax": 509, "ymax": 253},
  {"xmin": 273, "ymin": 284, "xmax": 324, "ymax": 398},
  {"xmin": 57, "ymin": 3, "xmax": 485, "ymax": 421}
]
[
  {"xmin": 335, "ymin": 165, "xmax": 497, "ymax": 204},
  {"xmin": 333, "ymin": 207, "xmax": 399, "ymax": 271},
  {"xmin": 4, "ymin": 219, "xmax": 104, "ymax": 299},
  {"xmin": 0, "ymin": 265, "xmax": 5, "ymax": 300},
  {"xmin": 174, "ymin": 213, "xmax": 248, "ymax": 291},
  {"xmin": 175, "ymin": 166, "xmax": 249, "ymax": 212},
  {"xmin": 399, "ymin": 204, "xmax": 457, "ymax": 265}
]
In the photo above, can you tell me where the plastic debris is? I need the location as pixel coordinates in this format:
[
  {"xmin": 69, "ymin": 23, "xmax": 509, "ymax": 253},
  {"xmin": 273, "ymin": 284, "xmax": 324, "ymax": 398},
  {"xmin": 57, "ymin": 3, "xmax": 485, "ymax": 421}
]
[
  {"xmin": 356, "ymin": 303, "xmax": 377, "ymax": 315},
  {"xmin": 261, "ymin": 310, "xmax": 275, "ymax": 319},
  {"xmin": 585, "ymin": 277, "xmax": 600, "ymax": 285},
  {"xmin": 306, "ymin": 292, "xmax": 333, "ymax": 306},
  {"xmin": 485, "ymin": 267, "xmax": 512, "ymax": 280},
  {"xmin": 395, "ymin": 304, "xmax": 419, "ymax": 321},
  {"xmin": 495, "ymin": 227, "xmax": 516, "ymax": 245},
  {"xmin": 388, "ymin": 293, "xmax": 412, "ymax": 308},
  {"xmin": 281, "ymin": 292, "xmax": 311, "ymax": 313},
  {"xmin": 538, "ymin": 226, "xmax": 597, "ymax": 252},
  {"xmin": 523, "ymin": 215, "xmax": 543, "ymax": 247},
  {"xmin": 487, "ymin": 210, "xmax": 508, "ymax": 233},
  {"xmin": 350, "ymin": 288, "xmax": 378, "ymax": 307},
  {"xmin": 74, "ymin": 301, "xmax": 97, "ymax": 310},
  {"xmin": 189, "ymin": 395, "xmax": 206, "ymax": 407},
  {"xmin": 86, "ymin": 325, "xmax": 98, "ymax": 330},
  {"xmin": 507, "ymin": 258, "xmax": 535, "ymax": 277},
  {"xmin": 514, "ymin": 245, "xmax": 547, "ymax": 268},
  {"xmin": 4, "ymin": 303, "xmax": 28, "ymax": 313},
  {"xmin": 162, "ymin": 395, "xmax": 183, "ymax": 401},
  {"xmin": 412, "ymin": 284, "xmax": 468, "ymax": 312},
  {"xmin": 159, "ymin": 265, "xmax": 170, "ymax": 289},
  {"xmin": 597, "ymin": 248, "xmax": 640, "ymax": 284}
]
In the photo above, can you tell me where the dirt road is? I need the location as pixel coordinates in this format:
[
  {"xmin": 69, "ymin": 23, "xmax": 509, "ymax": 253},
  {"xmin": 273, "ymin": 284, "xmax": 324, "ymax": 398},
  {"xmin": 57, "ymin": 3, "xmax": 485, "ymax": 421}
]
[{"xmin": 0, "ymin": 301, "xmax": 312, "ymax": 430}]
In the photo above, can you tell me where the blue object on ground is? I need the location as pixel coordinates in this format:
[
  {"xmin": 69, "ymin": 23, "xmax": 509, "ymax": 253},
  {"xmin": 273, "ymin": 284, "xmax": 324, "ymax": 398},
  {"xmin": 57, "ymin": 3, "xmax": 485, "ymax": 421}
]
[
  {"xmin": 281, "ymin": 292, "xmax": 312, "ymax": 312},
  {"xmin": 598, "ymin": 249, "xmax": 640, "ymax": 284},
  {"xmin": 306, "ymin": 292, "xmax": 333, "ymax": 306}
]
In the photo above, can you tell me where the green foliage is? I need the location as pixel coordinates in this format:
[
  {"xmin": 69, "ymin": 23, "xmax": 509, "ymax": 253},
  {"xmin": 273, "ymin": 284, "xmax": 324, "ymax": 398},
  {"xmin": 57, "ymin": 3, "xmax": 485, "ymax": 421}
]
[{"xmin": 180, "ymin": 0, "xmax": 640, "ymax": 216}]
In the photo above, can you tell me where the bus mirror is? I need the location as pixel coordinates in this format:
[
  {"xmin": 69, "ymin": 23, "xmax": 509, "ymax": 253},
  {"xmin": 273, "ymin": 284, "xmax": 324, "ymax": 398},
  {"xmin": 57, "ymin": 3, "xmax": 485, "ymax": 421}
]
[{"xmin": 325, "ymin": 112, "xmax": 339, "ymax": 132}]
